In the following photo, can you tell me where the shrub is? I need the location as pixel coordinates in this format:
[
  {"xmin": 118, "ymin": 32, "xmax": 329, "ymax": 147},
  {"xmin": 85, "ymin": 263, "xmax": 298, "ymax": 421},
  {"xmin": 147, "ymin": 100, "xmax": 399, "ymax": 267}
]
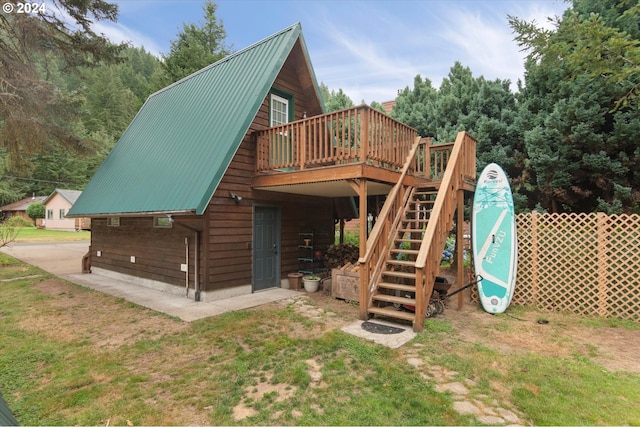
[
  {"xmin": 6, "ymin": 216, "xmax": 34, "ymax": 228},
  {"xmin": 26, "ymin": 202, "xmax": 45, "ymax": 220}
]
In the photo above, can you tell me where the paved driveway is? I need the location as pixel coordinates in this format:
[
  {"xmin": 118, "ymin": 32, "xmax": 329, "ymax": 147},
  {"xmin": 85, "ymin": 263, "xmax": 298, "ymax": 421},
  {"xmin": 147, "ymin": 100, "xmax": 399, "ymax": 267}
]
[{"xmin": 1, "ymin": 241, "xmax": 90, "ymax": 276}]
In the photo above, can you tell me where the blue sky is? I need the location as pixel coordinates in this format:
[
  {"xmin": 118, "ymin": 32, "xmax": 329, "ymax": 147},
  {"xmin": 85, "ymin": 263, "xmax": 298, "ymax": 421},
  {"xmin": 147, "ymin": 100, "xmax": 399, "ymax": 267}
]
[{"xmin": 90, "ymin": 0, "xmax": 568, "ymax": 103}]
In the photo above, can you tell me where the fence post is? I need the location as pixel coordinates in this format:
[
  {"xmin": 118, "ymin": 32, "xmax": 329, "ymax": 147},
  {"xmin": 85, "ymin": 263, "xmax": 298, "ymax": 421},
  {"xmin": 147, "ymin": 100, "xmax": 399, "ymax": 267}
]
[
  {"xmin": 531, "ymin": 211, "xmax": 539, "ymax": 306},
  {"xmin": 597, "ymin": 212, "xmax": 609, "ymax": 317}
]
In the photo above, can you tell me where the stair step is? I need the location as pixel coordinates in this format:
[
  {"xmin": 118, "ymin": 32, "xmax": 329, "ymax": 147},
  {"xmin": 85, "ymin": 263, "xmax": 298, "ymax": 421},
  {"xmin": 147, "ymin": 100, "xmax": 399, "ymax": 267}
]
[
  {"xmin": 373, "ymin": 293, "xmax": 416, "ymax": 305},
  {"xmin": 394, "ymin": 238, "xmax": 421, "ymax": 244},
  {"xmin": 382, "ymin": 270, "xmax": 416, "ymax": 280},
  {"xmin": 397, "ymin": 229, "xmax": 425, "ymax": 234},
  {"xmin": 377, "ymin": 281, "xmax": 416, "ymax": 292},
  {"xmin": 368, "ymin": 306, "xmax": 416, "ymax": 322},
  {"xmin": 386, "ymin": 259, "xmax": 415, "ymax": 267},
  {"xmin": 406, "ymin": 209, "xmax": 431, "ymax": 214},
  {"xmin": 390, "ymin": 248, "xmax": 419, "ymax": 255}
]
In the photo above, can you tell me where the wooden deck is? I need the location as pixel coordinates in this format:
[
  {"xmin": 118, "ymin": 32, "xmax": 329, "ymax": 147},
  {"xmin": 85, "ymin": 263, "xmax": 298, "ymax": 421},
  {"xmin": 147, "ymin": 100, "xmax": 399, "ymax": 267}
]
[{"xmin": 252, "ymin": 105, "xmax": 459, "ymax": 195}]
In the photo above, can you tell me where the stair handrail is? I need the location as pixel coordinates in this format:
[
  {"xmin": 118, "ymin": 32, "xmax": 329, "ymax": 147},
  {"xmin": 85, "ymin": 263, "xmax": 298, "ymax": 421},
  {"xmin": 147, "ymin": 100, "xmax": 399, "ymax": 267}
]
[
  {"xmin": 413, "ymin": 131, "xmax": 476, "ymax": 327},
  {"xmin": 358, "ymin": 136, "xmax": 427, "ymax": 319},
  {"xmin": 364, "ymin": 186, "xmax": 417, "ymax": 309}
]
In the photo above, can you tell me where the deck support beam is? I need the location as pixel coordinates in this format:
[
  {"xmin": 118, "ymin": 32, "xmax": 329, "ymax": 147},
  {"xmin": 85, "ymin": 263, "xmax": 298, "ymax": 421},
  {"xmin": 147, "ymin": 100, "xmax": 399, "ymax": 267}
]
[{"xmin": 357, "ymin": 178, "xmax": 369, "ymax": 320}]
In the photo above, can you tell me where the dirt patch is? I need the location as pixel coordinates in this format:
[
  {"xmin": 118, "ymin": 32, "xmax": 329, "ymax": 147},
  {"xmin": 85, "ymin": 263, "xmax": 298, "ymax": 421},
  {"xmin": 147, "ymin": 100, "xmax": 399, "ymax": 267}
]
[
  {"xmin": 23, "ymin": 278, "xmax": 188, "ymax": 349},
  {"xmin": 442, "ymin": 301, "xmax": 640, "ymax": 373},
  {"xmin": 231, "ymin": 358, "xmax": 327, "ymax": 422},
  {"xmin": 233, "ymin": 372, "xmax": 298, "ymax": 421}
]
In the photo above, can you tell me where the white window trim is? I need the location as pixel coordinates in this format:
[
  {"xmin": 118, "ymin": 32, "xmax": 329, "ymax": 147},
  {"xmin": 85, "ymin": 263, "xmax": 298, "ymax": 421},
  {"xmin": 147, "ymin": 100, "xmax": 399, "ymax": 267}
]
[
  {"xmin": 107, "ymin": 217, "xmax": 120, "ymax": 227},
  {"xmin": 270, "ymin": 93, "xmax": 289, "ymax": 127}
]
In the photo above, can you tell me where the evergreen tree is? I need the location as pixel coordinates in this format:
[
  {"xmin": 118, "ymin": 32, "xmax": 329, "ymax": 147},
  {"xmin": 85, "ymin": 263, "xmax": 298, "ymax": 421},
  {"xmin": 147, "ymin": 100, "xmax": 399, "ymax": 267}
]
[
  {"xmin": 162, "ymin": 0, "xmax": 231, "ymax": 82},
  {"xmin": 0, "ymin": 0, "xmax": 124, "ymax": 170},
  {"xmin": 511, "ymin": 0, "xmax": 639, "ymax": 213},
  {"xmin": 319, "ymin": 83, "xmax": 355, "ymax": 112},
  {"xmin": 393, "ymin": 65, "xmax": 521, "ymax": 185}
]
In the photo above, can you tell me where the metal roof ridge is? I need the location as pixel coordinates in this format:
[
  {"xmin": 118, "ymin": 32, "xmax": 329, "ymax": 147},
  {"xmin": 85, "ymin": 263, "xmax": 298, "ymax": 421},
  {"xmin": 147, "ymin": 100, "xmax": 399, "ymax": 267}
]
[{"xmin": 149, "ymin": 22, "xmax": 302, "ymax": 99}]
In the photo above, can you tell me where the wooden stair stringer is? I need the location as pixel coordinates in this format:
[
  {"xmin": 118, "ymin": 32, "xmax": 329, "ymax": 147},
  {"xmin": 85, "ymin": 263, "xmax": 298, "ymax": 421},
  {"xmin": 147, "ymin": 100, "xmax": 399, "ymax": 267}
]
[
  {"xmin": 365, "ymin": 185, "xmax": 417, "ymax": 309},
  {"xmin": 366, "ymin": 183, "xmax": 442, "ymax": 327}
]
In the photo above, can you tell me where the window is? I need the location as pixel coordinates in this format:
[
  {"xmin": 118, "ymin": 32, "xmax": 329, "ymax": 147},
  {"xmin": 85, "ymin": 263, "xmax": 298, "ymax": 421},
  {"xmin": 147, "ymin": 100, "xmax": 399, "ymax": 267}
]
[
  {"xmin": 107, "ymin": 217, "xmax": 120, "ymax": 227},
  {"xmin": 270, "ymin": 93, "xmax": 289, "ymax": 127},
  {"xmin": 153, "ymin": 216, "xmax": 173, "ymax": 228},
  {"xmin": 47, "ymin": 209, "xmax": 53, "ymax": 220},
  {"xmin": 59, "ymin": 209, "xmax": 65, "ymax": 219}
]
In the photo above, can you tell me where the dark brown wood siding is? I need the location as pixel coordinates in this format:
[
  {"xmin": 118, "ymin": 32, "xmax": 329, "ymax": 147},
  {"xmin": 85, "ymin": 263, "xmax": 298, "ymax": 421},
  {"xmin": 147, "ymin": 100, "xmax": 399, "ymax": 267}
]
[
  {"xmin": 202, "ymin": 46, "xmax": 330, "ymax": 292},
  {"xmin": 90, "ymin": 215, "xmax": 203, "ymax": 287}
]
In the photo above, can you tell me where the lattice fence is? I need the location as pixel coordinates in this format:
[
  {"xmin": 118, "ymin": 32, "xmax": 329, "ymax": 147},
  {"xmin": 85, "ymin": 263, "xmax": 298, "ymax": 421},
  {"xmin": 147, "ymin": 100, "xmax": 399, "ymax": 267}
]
[{"xmin": 510, "ymin": 212, "xmax": 640, "ymax": 321}]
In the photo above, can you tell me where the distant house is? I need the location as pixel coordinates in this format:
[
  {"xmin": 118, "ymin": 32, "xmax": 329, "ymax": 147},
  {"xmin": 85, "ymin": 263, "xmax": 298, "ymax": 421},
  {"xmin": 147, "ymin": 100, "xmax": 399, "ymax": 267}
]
[
  {"xmin": 381, "ymin": 100, "xmax": 396, "ymax": 114},
  {"xmin": 67, "ymin": 23, "xmax": 476, "ymax": 331},
  {"xmin": 0, "ymin": 195, "xmax": 46, "ymax": 224},
  {"xmin": 42, "ymin": 189, "xmax": 89, "ymax": 230}
]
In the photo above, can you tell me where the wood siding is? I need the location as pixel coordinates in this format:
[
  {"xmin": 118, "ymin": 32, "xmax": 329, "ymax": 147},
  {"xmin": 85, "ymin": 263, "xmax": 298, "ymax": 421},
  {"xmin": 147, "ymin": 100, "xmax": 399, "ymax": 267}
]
[
  {"xmin": 90, "ymin": 215, "xmax": 203, "ymax": 287},
  {"xmin": 89, "ymin": 41, "xmax": 331, "ymax": 293},
  {"xmin": 203, "ymin": 44, "xmax": 330, "ymax": 292}
]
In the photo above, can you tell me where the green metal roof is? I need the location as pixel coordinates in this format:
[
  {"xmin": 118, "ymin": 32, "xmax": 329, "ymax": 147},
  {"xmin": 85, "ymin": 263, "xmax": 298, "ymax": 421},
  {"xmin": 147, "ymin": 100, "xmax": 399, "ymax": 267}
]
[{"xmin": 69, "ymin": 23, "xmax": 316, "ymax": 217}]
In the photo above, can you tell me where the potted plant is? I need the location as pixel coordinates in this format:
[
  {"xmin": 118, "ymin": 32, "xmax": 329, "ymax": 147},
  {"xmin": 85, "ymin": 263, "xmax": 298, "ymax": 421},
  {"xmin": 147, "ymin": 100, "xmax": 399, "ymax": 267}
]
[{"xmin": 302, "ymin": 274, "xmax": 321, "ymax": 293}]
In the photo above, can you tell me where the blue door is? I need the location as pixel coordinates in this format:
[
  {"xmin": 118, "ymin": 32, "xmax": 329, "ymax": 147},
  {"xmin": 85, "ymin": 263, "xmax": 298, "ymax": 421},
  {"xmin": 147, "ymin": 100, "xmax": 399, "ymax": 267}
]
[{"xmin": 253, "ymin": 206, "xmax": 280, "ymax": 291}]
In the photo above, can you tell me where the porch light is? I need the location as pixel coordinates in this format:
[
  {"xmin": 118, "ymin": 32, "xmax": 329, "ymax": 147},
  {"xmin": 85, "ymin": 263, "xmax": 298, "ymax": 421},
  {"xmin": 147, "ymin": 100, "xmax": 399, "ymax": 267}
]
[{"xmin": 230, "ymin": 192, "xmax": 242, "ymax": 202}]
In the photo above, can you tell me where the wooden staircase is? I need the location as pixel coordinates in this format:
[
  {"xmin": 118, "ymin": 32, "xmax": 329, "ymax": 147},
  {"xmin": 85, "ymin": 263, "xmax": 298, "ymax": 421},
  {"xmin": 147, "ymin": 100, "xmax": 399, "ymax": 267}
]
[
  {"xmin": 368, "ymin": 186, "xmax": 438, "ymax": 322},
  {"xmin": 359, "ymin": 131, "xmax": 477, "ymax": 332}
]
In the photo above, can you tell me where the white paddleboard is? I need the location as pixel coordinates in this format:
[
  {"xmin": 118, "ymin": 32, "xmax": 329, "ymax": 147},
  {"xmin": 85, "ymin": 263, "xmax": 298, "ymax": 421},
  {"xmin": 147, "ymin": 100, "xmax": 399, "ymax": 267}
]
[{"xmin": 472, "ymin": 163, "xmax": 517, "ymax": 313}]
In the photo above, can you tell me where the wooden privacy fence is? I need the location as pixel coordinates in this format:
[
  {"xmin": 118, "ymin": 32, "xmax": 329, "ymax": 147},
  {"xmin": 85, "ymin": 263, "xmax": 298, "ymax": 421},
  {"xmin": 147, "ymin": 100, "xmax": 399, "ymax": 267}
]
[{"xmin": 510, "ymin": 211, "xmax": 640, "ymax": 321}]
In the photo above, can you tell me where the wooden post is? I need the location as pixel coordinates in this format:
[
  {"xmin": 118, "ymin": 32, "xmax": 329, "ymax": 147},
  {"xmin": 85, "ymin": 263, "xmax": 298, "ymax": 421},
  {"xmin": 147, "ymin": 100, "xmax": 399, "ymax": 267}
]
[
  {"xmin": 358, "ymin": 178, "xmax": 369, "ymax": 320},
  {"xmin": 299, "ymin": 122, "xmax": 306, "ymax": 170},
  {"xmin": 597, "ymin": 212, "xmax": 608, "ymax": 317},
  {"xmin": 424, "ymin": 139, "xmax": 431, "ymax": 179},
  {"xmin": 531, "ymin": 211, "xmax": 539, "ymax": 305},
  {"xmin": 300, "ymin": 122, "xmax": 307, "ymax": 169},
  {"xmin": 360, "ymin": 106, "xmax": 369, "ymax": 164},
  {"xmin": 456, "ymin": 189, "xmax": 465, "ymax": 310}
]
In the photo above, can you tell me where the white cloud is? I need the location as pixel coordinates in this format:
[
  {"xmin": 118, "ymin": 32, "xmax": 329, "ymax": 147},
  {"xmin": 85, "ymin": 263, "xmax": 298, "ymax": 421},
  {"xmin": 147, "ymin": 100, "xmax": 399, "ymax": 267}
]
[
  {"xmin": 438, "ymin": 7, "xmax": 525, "ymax": 86},
  {"xmin": 92, "ymin": 21, "xmax": 164, "ymax": 57},
  {"xmin": 308, "ymin": 8, "xmax": 427, "ymax": 103}
]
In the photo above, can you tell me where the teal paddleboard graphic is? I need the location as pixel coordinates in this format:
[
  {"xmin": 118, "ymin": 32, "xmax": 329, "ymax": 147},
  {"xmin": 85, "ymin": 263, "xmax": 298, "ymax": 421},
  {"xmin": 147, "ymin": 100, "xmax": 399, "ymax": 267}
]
[{"xmin": 472, "ymin": 163, "xmax": 517, "ymax": 313}]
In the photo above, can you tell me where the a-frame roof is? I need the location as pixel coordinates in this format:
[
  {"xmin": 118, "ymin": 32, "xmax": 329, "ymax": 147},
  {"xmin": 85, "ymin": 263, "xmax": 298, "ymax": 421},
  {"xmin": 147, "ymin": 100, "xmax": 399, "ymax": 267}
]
[{"xmin": 69, "ymin": 23, "xmax": 321, "ymax": 217}]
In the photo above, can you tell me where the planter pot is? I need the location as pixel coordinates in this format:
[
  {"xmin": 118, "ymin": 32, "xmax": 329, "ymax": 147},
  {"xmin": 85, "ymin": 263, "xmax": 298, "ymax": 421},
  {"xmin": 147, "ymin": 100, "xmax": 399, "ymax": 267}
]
[
  {"xmin": 303, "ymin": 278, "xmax": 320, "ymax": 293},
  {"xmin": 287, "ymin": 272, "xmax": 303, "ymax": 291}
]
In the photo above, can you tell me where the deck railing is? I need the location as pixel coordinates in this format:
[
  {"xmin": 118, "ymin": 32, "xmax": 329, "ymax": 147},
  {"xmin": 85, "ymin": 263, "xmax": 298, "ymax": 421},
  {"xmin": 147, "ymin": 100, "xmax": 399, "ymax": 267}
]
[
  {"xmin": 256, "ymin": 105, "xmax": 418, "ymax": 174},
  {"xmin": 357, "ymin": 131, "xmax": 476, "ymax": 330}
]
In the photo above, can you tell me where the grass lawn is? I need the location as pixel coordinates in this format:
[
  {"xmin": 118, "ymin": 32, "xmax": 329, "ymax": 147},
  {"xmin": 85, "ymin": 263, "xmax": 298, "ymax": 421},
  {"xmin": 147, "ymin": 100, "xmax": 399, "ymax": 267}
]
[
  {"xmin": 13, "ymin": 227, "xmax": 90, "ymax": 242},
  {"xmin": 1, "ymin": 252, "xmax": 639, "ymax": 425}
]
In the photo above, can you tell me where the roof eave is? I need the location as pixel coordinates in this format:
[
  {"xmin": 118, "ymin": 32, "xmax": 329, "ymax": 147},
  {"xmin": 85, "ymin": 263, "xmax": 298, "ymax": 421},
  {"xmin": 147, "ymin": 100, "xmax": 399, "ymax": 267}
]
[{"xmin": 65, "ymin": 209, "xmax": 197, "ymax": 219}]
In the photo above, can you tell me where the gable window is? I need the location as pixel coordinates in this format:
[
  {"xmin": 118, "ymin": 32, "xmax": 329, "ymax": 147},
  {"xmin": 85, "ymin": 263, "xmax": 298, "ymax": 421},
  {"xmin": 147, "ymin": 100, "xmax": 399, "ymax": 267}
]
[
  {"xmin": 270, "ymin": 93, "xmax": 289, "ymax": 127},
  {"xmin": 47, "ymin": 209, "xmax": 53, "ymax": 220},
  {"xmin": 107, "ymin": 217, "xmax": 120, "ymax": 227},
  {"xmin": 59, "ymin": 209, "xmax": 65, "ymax": 219}
]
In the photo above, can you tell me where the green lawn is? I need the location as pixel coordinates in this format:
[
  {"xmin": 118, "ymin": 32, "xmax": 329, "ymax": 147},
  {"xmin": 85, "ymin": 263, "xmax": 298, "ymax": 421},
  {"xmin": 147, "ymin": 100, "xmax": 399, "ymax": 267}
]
[
  {"xmin": 1, "ymin": 252, "xmax": 639, "ymax": 425},
  {"xmin": 14, "ymin": 227, "xmax": 90, "ymax": 242}
]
